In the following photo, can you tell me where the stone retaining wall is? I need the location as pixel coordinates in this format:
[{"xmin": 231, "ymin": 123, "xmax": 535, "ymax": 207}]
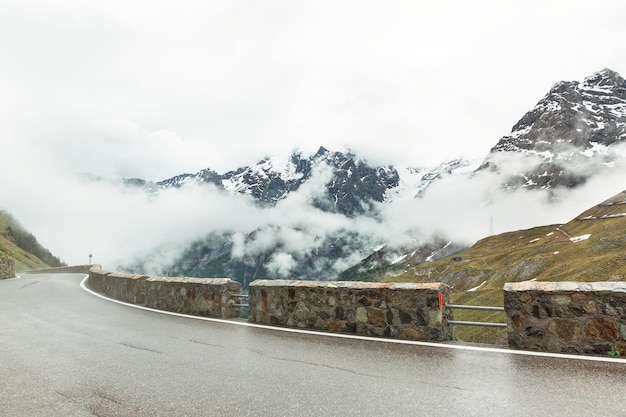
[
  {"xmin": 504, "ymin": 281, "xmax": 626, "ymax": 354},
  {"xmin": 248, "ymin": 280, "xmax": 452, "ymax": 341},
  {"xmin": 25, "ymin": 264, "xmax": 98, "ymax": 274},
  {"xmin": 0, "ymin": 256, "xmax": 15, "ymax": 279},
  {"xmin": 88, "ymin": 267, "xmax": 241, "ymax": 319}
]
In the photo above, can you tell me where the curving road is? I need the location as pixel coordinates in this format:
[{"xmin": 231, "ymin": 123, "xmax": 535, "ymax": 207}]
[{"xmin": 1, "ymin": 273, "xmax": 625, "ymax": 417}]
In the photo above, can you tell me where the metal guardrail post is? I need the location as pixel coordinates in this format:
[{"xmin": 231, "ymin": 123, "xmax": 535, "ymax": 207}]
[
  {"xmin": 231, "ymin": 293, "xmax": 249, "ymax": 307},
  {"xmin": 231, "ymin": 293, "xmax": 249, "ymax": 318},
  {"xmin": 446, "ymin": 304, "xmax": 505, "ymax": 312},
  {"xmin": 446, "ymin": 304, "xmax": 507, "ymax": 339},
  {"xmin": 447, "ymin": 320, "xmax": 507, "ymax": 328}
]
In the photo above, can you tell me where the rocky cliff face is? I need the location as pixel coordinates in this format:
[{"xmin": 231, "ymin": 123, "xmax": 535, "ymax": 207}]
[{"xmin": 480, "ymin": 68, "xmax": 626, "ymax": 189}]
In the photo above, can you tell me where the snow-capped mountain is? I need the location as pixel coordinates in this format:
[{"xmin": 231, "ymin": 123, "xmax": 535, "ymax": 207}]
[
  {"xmin": 155, "ymin": 146, "xmax": 401, "ymax": 217},
  {"xmin": 155, "ymin": 147, "xmax": 481, "ymax": 215},
  {"xmin": 121, "ymin": 149, "xmax": 480, "ymax": 282},
  {"xmin": 150, "ymin": 69, "xmax": 626, "ymax": 207},
  {"xmin": 479, "ymin": 68, "xmax": 626, "ymax": 189},
  {"xmin": 122, "ymin": 68, "xmax": 626, "ymax": 286},
  {"xmin": 120, "ymin": 148, "xmax": 479, "ymax": 283}
]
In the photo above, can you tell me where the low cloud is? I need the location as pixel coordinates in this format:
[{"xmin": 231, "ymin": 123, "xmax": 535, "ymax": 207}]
[
  {"xmin": 266, "ymin": 252, "xmax": 297, "ymax": 277},
  {"xmin": 384, "ymin": 148, "xmax": 626, "ymax": 247},
  {"xmin": 1, "ymin": 142, "xmax": 625, "ymax": 279}
]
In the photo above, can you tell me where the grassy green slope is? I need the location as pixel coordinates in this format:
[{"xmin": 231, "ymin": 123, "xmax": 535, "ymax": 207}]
[
  {"xmin": 370, "ymin": 190, "xmax": 626, "ymax": 343},
  {"xmin": 0, "ymin": 211, "xmax": 56, "ymax": 272},
  {"xmin": 395, "ymin": 192, "xmax": 626, "ymax": 289}
]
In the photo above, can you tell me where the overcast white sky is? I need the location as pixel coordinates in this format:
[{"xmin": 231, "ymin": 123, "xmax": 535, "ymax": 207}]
[
  {"xmin": 2, "ymin": 0, "xmax": 626, "ymax": 267},
  {"xmin": 2, "ymin": 0, "xmax": 626, "ymax": 179}
]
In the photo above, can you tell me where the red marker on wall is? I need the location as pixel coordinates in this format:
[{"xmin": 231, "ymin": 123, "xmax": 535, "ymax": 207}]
[{"xmin": 438, "ymin": 292, "xmax": 443, "ymax": 309}]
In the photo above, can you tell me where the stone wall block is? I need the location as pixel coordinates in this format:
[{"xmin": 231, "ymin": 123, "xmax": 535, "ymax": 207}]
[
  {"xmin": 601, "ymin": 295, "xmax": 626, "ymax": 317},
  {"xmin": 548, "ymin": 319, "xmax": 581, "ymax": 342},
  {"xmin": 25, "ymin": 264, "xmax": 98, "ymax": 275},
  {"xmin": 87, "ymin": 266, "xmax": 241, "ymax": 319},
  {"xmin": 248, "ymin": 280, "xmax": 452, "ymax": 341},
  {"xmin": 504, "ymin": 281, "xmax": 626, "ymax": 354},
  {"xmin": 586, "ymin": 317, "xmax": 620, "ymax": 341}
]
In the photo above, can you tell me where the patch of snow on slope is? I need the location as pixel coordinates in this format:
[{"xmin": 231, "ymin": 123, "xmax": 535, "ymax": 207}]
[
  {"xmin": 262, "ymin": 155, "xmax": 304, "ymax": 182},
  {"xmin": 449, "ymin": 158, "xmax": 483, "ymax": 175},
  {"xmin": 467, "ymin": 281, "xmax": 486, "ymax": 292},
  {"xmin": 570, "ymin": 234, "xmax": 591, "ymax": 243},
  {"xmin": 580, "ymin": 213, "xmax": 626, "ymax": 220},
  {"xmin": 510, "ymin": 125, "xmax": 532, "ymax": 139},
  {"xmin": 385, "ymin": 167, "xmax": 425, "ymax": 201},
  {"xmin": 603, "ymin": 213, "xmax": 626, "ymax": 218},
  {"xmin": 425, "ymin": 242, "xmax": 451, "ymax": 262},
  {"xmin": 582, "ymin": 142, "xmax": 610, "ymax": 157},
  {"xmin": 391, "ymin": 255, "xmax": 407, "ymax": 265},
  {"xmin": 222, "ymin": 176, "xmax": 248, "ymax": 193},
  {"xmin": 524, "ymin": 149, "xmax": 555, "ymax": 162}
]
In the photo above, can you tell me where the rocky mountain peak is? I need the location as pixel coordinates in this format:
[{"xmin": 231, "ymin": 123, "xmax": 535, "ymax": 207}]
[
  {"xmin": 154, "ymin": 146, "xmax": 401, "ymax": 217},
  {"xmin": 314, "ymin": 146, "xmax": 331, "ymax": 157},
  {"xmin": 480, "ymin": 68, "xmax": 626, "ymax": 189},
  {"xmin": 581, "ymin": 68, "xmax": 626, "ymax": 92}
]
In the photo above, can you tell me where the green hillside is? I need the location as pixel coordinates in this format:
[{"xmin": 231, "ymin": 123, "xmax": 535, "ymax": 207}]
[
  {"xmin": 0, "ymin": 210, "xmax": 64, "ymax": 277},
  {"xmin": 367, "ymin": 190, "xmax": 626, "ymax": 343},
  {"xmin": 389, "ymin": 190, "xmax": 626, "ymax": 288}
]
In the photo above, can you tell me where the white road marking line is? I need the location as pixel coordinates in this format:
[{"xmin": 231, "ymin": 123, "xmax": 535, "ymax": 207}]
[{"xmin": 79, "ymin": 276, "xmax": 626, "ymax": 364}]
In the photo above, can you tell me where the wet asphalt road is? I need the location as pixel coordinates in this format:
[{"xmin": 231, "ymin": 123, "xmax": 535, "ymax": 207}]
[{"xmin": 0, "ymin": 273, "xmax": 625, "ymax": 417}]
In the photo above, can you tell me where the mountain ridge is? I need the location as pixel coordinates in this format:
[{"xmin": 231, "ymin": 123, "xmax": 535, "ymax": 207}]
[
  {"xmin": 154, "ymin": 146, "xmax": 403, "ymax": 217},
  {"xmin": 118, "ymin": 68, "xmax": 626, "ymax": 288}
]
